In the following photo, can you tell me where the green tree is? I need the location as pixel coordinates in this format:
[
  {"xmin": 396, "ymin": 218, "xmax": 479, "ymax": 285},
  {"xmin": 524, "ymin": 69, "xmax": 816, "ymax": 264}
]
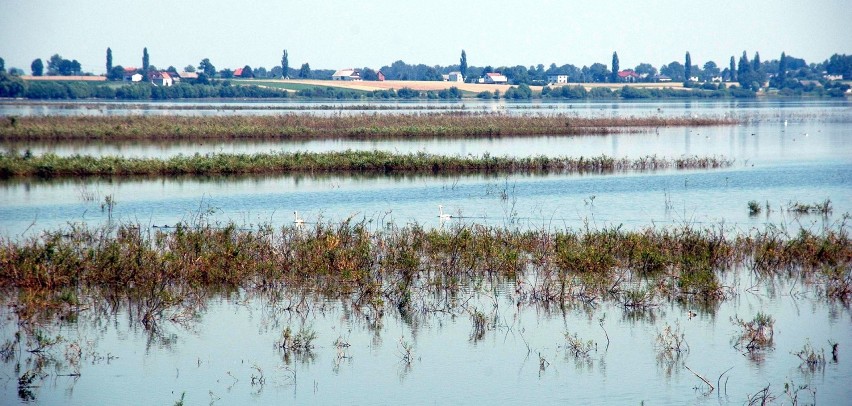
[
  {"xmin": 220, "ymin": 68, "xmax": 234, "ymax": 79},
  {"xmin": 183, "ymin": 65, "xmax": 195, "ymax": 73},
  {"xmin": 0, "ymin": 57, "xmax": 4, "ymax": 72},
  {"xmin": 142, "ymin": 47, "xmax": 149, "ymax": 71},
  {"xmin": 729, "ymin": 56, "xmax": 736, "ymax": 81},
  {"xmin": 361, "ymin": 67, "xmax": 379, "ymax": 81},
  {"xmin": 660, "ymin": 61, "xmax": 685, "ymax": 81},
  {"xmin": 108, "ymin": 65, "xmax": 125, "ymax": 81},
  {"xmin": 611, "ymin": 52, "xmax": 620, "ymax": 82},
  {"xmin": 31, "ymin": 58, "xmax": 44, "ymax": 76},
  {"xmin": 198, "ymin": 58, "xmax": 216, "ymax": 77},
  {"xmin": 634, "ymin": 63, "xmax": 657, "ymax": 80},
  {"xmin": 241, "ymin": 65, "xmax": 254, "ymax": 78},
  {"xmin": 778, "ymin": 52, "xmax": 787, "ymax": 82},
  {"xmin": 106, "ymin": 47, "xmax": 112, "ymax": 74},
  {"xmin": 684, "ymin": 52, "xmax": 692, "ymax": 83},
  {"xmin": 701, "ymin": 61, "xmax": 719, "ymax": 81},
  {"xmin": 298, "ymin": 63, "xmax": 311, "ymax": 78},
  {"xmin": 281, "ymin": 49, "xmax": 289, "ymax": 78},
  {"xmin": 460, "ymin": 49, "xmax": 468, "ymax": 79},
  {"xmin": 738, "ymin": 51, "xmax": 755, "ymax": 89}
]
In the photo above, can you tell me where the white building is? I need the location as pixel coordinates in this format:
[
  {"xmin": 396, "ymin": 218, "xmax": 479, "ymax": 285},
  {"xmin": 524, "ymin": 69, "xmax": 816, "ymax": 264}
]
[
  {"xmin": 547, "ymin": 73, "xmax": 568, "ymax": 84},
  {"xmin": 448, "ymin": 71, "xmax": 464, "ymax": 82},
  {"xmin": 483, "ymin": 72, "xmax": 508, "ymax": 84},
  {"xmin": 332, "ymin": 68, "xmax": 361, "ymax": 81}
]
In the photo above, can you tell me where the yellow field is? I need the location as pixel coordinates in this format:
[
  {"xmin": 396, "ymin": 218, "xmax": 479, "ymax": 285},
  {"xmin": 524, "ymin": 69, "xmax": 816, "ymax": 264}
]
[{"xmin": 268, "ymin": 79, "xmax": 687, "ymax": 93}]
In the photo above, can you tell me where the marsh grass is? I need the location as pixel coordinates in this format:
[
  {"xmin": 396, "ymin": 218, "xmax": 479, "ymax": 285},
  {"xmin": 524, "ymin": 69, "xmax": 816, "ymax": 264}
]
[
  {"xmin": 787, "ymin": 198, "xmax": 832, "ymax": 215},
  {"xmin": 0, "ymin": 219, "xmax": 848, "ymax": 329},
  {"xmin": 0, "ymin": 150, "xmax": 733, "ymax": 179},
  {"xmin": 0, "ymin": 113, "xmax": 739, "ymax": 142}
]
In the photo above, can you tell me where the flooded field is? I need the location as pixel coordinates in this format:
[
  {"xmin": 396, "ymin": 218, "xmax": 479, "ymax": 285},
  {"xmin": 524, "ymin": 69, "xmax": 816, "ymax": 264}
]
[{"xmin": 1, "ymin": 99, "xmax": 850, "ymax": 404}]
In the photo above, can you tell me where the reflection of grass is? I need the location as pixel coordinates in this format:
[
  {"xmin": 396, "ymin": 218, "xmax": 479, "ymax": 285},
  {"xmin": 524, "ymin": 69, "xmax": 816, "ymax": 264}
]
[{"xmin": 0, "ymin": 150, "xmax": 733, "ymax": 179}]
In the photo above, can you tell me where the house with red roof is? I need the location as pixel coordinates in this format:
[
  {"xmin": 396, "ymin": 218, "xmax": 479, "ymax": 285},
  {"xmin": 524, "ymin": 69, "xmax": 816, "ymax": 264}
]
[
  {"xmin": 617, "ymin": 70, "xmax": 640, "ymax": 83},
  {"xmin": 149, "ymin": 71, "xmax": 173, "ymax": 86}
]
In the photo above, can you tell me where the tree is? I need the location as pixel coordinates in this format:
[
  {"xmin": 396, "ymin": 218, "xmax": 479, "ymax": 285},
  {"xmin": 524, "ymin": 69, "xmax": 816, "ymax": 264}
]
[
  {"xmin": 778, "ymin": 52, "xmax": 788, "ymax": 82},
  {"xmin": 588, "ymin": 63, "xmax": 610, "ymax": 82},
  {"xmin": 108, "ymin": 65, "xmax": 125, "ymax": 81},
  {"xmin": 47, "ymin": 54, "xmax": 80, "ymax": 76},
  {"xmin": 738, "ymin": 51, "xmax": 755, "ymax": 90},
  {"xmin": 684, "ymin": 52, "xmax": 692, "ymax": 83},
  {"xmin": 298, "ymin": 63, "xmax": 311, "ymax": 78},
  {"xmin": 142, "ymin": 47, "xmax": 149, "ymax": 71},
  {"xmin": 701, "ymin": 61, "xmax": 719, "ymax": 81},
  {"xmin": 281, "ymin": 49, "xmax": 289, "ymax": 79},
  {"xmin": 106, "ymin": 47, "xmax": 112, "ymax": 75},
  {"xmin": 361, "ymin": 67, "xmax": 379, "ymax": 81},
  {"xmin": 752, "ymin": 52, "xmax": 766, "ymax": 86},
  {"xmin": 634, "ymin": 63, "xmax": 657, "ymax": 80},
  {"xmin": 219, "ymin": 69, "xmax": 234, "ymax": 79},
  {"xmin": 611, "ymin": 52, "xmax": 620, "ymax": 82},
  {"xmin": 31, "ymin": 58, "xmax": 44, "ymax": 76},
  {"xmin": 729, "ymin": 56, "xmax": 736, "ymax": 82},
  {"xmin": 660, "ymin": 61, "xmax": 685, "ymax": 81},
  {"xmin": 241, "ymin": 65, "xmax": 254, "ymax": 78},
  {"xmin": 460, "ymin": 49, "xmax": 468, "ymax": 78},
  {"xmin": 183, "ymin": 65, "xmax": 195, "ymax": 73},
  {"xmin": 0, "ymin": 57, "xmax": 4, "ymax": 72},
  {"xmin": 198, "ymin": 58, "xmax": 216, "ymax": 77}
]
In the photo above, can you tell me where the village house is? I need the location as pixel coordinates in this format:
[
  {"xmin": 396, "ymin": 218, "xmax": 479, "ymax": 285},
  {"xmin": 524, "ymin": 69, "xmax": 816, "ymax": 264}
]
[
  {"xmin": 546, "ymin": 73, "xmax": 568, "ymax": 84},
  {"xmin": 617, "ymin": 70, "xmax": 640, "ymax": 83},
  {"xmin": 655, "ymin": 74, "xmax": 672, "ymax": 82},
  {"xmin": 123, "ymin": 67, "xmax": 142, "ymax": 82},
  {"xmin": 447, "ymin": 72, "xmax": 464, "ymax": 82},
  {"xmin": 481, "ymin": 72, "xmax": 508, "ymax": 84},
  {"xmin": 233, "ymin": 67, "xmax": 244, "ymax": 77},
  {"xmin": 332, "ymin": 68, "xmax": 362, "ymax": 81},
  {"xmin": 377, "ymin": 71, "xmax": 385, "ymax": 81},
  {"xmin": 149, "ymin": 71, "xmax": 173, "ymax": 86}
]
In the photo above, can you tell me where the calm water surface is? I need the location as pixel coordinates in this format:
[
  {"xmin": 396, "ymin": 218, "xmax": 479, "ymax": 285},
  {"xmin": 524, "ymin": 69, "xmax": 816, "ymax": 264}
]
[{"xmin": 0, "ymin": 99, "xmax": 850, "ymax": 404}]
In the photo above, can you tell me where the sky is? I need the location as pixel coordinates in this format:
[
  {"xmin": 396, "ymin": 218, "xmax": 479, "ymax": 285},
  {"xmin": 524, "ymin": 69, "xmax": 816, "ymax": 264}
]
[{"xmin": 1, "ymin": 0, "xmax": 850, "ymax": 75}]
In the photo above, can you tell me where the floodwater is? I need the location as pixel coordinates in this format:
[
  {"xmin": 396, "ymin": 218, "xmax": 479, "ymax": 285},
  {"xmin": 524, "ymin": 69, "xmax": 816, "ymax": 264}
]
[{"xmin": 1, "ymin": 99, "xmax": 851, "ymax": 404}]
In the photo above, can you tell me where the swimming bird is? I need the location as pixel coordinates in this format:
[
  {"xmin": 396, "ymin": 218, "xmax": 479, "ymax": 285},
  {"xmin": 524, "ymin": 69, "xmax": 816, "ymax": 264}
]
[
  {"xmin": 438, "ymin": 205, "xmax": 452, "ymax": 220},
  {"xmin": 293, "ymin": 211, "xmax": 305, "ymax": 225}
]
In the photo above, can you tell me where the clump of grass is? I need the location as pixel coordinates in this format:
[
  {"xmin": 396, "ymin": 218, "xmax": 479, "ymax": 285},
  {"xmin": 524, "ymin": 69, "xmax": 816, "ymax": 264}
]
[
  {"xmin": 732, "ymin": 312, "xmax": 775, "ymax": 352},
  {"xmin": 276, "ymin": 326, "xmax": 316, "ymax": 355},
  {"xmin": 656, "ymin": 322, "xmax": 688, "ymax": 360},
  {"xmin": 564, "ymin": 331, "xmax": 596, "ymax": 359},
  {"xmin": 470, "ymin": 310, "xmax": 488, "ymax": 342},
  {"xmin": 748, "ymin": 200, "xmax": 762, "ymax": 216},
  {"xmin": 793, "ymin": 340, "xmax": 826, "ymax": 373},
  {"xmin": 787, "ymin": 198, "xmax": 832, "ymax": 215}
]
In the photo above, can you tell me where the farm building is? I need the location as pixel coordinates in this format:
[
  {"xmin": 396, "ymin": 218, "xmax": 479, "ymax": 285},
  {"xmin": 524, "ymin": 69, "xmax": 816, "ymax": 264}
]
[
  {"xmin": 332, "ymin": 68, "xmax": 362, "ymax": 81},
  {"xmin": 448, "ymin": 72, "xmax": 464, "ymax": 82},
  {"xmin": 546, "ymin": 73, "xmax": 568, "ymax": 84},
  {"xmin": 482, "ymin": 72, "xmax": 508, "ymax": 84}
]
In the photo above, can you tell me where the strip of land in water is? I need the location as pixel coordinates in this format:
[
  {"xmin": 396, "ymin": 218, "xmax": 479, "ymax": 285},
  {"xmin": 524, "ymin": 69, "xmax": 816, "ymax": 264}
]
[
  {"xmin": 0, "ymin": 150, "xmax": 732, "ymax": 179},
  {"xmin": 0, "ymin": 113, "xmax": 738, "ymax": 141},
  {"xmin": 1, "ymin": 221, "xmax": 848, "ymax": 308}
]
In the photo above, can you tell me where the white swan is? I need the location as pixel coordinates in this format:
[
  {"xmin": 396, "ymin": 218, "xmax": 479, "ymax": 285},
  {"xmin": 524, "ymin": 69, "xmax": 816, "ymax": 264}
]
[
  {"xmin": 293, "ymin": 211, "xmax": 305, "ymax": 225},
  {"xmin": 438, "ymin": 205, "xmax": 452, "ymax": 220}
]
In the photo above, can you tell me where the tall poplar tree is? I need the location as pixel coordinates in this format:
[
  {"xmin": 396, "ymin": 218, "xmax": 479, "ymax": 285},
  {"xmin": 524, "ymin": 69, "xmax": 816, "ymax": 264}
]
[
  {"xmin": 106, "ymin": 47, "xmax": 113, "ymax": 74},
  {"xmin": 778, "ymin": 52, "xmax": 787, "ymax": 82},
  {"xmin": 729, "ymin": 56, "xmax": 736, "ymax": 81},
  {"xmin": 142, "ymin": 47, "xmax": 149, "ymax": 71},
  {"xmin": 460, "ymin": 50, "xmax": 468, "ymax": 78},
  {"xmin": 684, "ymin": 52, "xmax": 692, "ymax": 83},
  {"xmin": 610, "ymin": 52, "xmax": 620, "ymax": 82},
  {"xmin": 281, "ymin": 49, "xmax": 289, "ymax": 79}
]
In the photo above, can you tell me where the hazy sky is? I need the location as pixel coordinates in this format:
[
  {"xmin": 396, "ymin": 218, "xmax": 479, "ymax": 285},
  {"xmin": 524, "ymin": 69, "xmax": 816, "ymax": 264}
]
[{"xmin": 1, "ymin": 0, "xmax": 850, "ymax": 74}]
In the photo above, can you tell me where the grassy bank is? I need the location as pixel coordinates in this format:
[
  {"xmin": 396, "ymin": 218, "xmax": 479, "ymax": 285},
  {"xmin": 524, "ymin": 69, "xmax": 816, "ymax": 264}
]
[
  {"xmin": 0, "ymin": 150, "xmax": 732, "ymax": 179},
  {"xmin": 0, "ymin": 113, "xmax": 738, "ymax": 142}
]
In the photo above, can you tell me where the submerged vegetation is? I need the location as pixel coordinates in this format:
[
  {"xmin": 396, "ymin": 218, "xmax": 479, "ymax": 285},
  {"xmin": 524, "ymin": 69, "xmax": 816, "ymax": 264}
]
[
  {"xmin": 0, "ymin": 113, "xmax": 738, "ymax": 142},
  {"xmin": 1, "ymin": 219, "xmax": 848, "ymax": 323},
  {"xmin": 0, "ymin": 150, "xmax": 732, "ymax": 179}
]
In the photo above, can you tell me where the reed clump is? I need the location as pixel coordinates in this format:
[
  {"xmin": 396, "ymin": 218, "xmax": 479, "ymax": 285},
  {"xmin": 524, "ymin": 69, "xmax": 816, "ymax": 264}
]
[
  {"xmin": 0, "ymin": 150, "xmax": 733, "ymax": 179},
  {"xmin": 0, "ymin": 113, "xmax": 740, "ymax": 142}
]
